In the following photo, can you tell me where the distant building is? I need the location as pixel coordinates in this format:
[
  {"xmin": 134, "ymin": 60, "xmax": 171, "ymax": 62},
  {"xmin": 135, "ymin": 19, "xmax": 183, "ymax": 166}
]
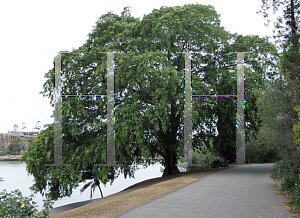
[
  {"xmin": 8, "ymin": 131, "xmax": 23, "ymax": 135},
  {"xmin": 23, "ymin": 131, "xmax": 39, "ymax": 136},
  {"xmin": 7, "ymin": 131, "xmax": 38, "ymax": 136}
]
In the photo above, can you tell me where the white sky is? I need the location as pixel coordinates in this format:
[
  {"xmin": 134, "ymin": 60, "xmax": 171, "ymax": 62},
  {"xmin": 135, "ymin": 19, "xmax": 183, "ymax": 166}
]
[{"xmin": 0, "ymin": 0, "xmax": 280, "ymax": 134}]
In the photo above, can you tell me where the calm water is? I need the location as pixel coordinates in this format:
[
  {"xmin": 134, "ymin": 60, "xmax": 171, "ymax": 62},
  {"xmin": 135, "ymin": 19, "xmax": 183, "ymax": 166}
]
[{"xmin": 0, "ymin": 161, "xmax": 163, "ymax": 212}]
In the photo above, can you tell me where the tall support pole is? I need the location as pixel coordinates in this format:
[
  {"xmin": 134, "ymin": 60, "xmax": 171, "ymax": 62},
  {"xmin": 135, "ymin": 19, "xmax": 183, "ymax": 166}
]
[
  {"xmin": 107, "ymin": 52, "xmax": 115, "ymax": 166},
  {"xmin": 45, "ymin": 51, "xmax": 123, "ymax": 167},
  {"xmin": 178, "ymin": 51, "xmax": 250, "ymax": 166},
  {"xmin": 45, "ymin": 50, "xmax": 249, "ymax": 168},
  {"xmin": 184, "ymin": 51, "xmax": 193, "ymax": 165},
  {"xmin": 94, "ymin": 52, "xmax": 123, "ymax": 166},
  {"xmin": 46, "ymin": 51, "xmax": 71, "ymax": 167},
  {"xmin": 236, "ymin": 52, "xmax": 246, "ymax": 165},
  {"xmin": 177, "ymin": 51, "xmax": 201, "ymax": 166}
]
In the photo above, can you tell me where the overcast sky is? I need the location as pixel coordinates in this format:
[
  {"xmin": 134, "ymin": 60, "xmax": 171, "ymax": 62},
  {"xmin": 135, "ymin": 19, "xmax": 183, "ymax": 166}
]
[{"xmin": 0, "ymin": 0, "xmax": 280, "ymax": 134}]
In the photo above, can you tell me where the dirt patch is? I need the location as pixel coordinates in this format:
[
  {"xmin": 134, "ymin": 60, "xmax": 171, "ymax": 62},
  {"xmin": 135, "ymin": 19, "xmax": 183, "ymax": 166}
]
[{"xmin": 50, "ymin": 166, "xmax": 237, "ymax": 218}]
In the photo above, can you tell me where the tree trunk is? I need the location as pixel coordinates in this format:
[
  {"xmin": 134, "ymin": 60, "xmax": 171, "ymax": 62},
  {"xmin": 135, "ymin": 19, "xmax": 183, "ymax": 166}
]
[
  {"xmin": 290, "ymin": 0, "xmax": 296, "ymax": 35},
  {"xmin": 248, "ymin": 147, "xmax": 251, "ymax": 164},
  {"xmin": 162, "ymin": 146, "xmax": 180, "ymax": 177},
  {"xmin": 95, "ymin": 179, "xmax": 104, "ymax": 198},
  {"xmin": 159, "ymin": 100, "xmax": 181, "ymax": 177}
]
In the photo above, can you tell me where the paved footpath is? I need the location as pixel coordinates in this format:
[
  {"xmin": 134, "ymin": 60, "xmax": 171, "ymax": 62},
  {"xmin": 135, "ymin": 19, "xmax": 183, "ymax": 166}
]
[{"xmin": 111, "ymin": 163, "xmax": 297, "ymax": 218}]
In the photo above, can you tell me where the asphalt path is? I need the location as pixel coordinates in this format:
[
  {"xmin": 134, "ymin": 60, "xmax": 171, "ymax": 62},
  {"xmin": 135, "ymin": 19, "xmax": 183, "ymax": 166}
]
[
  {"xmin": 111, "ymin": 163, "xmax": 296, "ymax": 218},
  {"xmin": 49, "ymin": 198, "xmax": 99, "ymax": 215}
]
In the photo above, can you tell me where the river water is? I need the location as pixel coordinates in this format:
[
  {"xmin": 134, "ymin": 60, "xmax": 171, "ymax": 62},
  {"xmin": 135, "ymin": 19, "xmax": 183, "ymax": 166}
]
[{"xmin": 0, "ymin": 160, "xmax": 163, "ymax": 212}]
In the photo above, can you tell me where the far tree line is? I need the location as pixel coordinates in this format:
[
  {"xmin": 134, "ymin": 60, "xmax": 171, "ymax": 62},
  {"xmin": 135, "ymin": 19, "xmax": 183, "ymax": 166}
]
[
  {"xmin": 0, "ymin": 121, "xmax": 42, "ymax": 156},
  {"xmin": 1, "ymin": 138, "xmax": 23, "ymax": 156},
  {"xmin": 12, "ymin": 121, "xmax": 42, "ymax": 134}
]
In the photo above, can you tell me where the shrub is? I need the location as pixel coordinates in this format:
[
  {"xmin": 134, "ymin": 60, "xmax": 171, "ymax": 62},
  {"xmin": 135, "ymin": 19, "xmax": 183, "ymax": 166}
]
[
  {"xmin": 270, "ymin": 160, "xmax": 300, "ymax": 214},
  {"xmin": 178, "ymin": 148, "xmax": 222, "ymax": 172},
  {"xmin": 210, "ymin": 157, "xmax": 225, "ymax": 168},
  {"xmin": 9, "ymin": 138, "xmax": 22, "ymax": 155},
  {"xmin": 271, "ymin": 160, "xmax": 299, "ymax": 185},
  {"xmin": 284, "ymin": 184, "xmax": 300, "ymax": 214},
  {"xmin": 1, "ymin": 148, "xmax": 8, "ymax": 156},
  {"xmin": 0, "ymin": 177, "xmax": 54, "ymax": 218}
]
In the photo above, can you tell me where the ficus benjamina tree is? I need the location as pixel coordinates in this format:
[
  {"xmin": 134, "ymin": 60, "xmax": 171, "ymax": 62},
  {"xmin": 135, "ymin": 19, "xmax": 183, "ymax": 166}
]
[{"xmin": 21, "ymin": 4, "xmax": 280, "ymax": 202}]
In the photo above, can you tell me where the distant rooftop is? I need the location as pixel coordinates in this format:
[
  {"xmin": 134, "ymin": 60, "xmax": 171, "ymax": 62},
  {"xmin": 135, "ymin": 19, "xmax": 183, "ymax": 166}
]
[{"xmin": 6, "ymin": 130, "xmax": 39, "ymax": 136}]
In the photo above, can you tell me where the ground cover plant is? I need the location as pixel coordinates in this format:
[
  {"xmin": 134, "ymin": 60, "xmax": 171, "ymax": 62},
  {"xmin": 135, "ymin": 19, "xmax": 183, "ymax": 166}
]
[
  {"xmin": 270, "ymin": 158, "xmax": 300, "ymax": 214},
  {"xmin": 0, "ymin": 177, "xmax": 54, "ymax": 218}
]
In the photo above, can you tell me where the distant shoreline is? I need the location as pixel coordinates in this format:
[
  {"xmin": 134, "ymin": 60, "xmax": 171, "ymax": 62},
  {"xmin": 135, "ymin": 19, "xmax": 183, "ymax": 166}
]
[{"xmin": 0, "ymin": 155, "xmax": 23, "ymax": 161}]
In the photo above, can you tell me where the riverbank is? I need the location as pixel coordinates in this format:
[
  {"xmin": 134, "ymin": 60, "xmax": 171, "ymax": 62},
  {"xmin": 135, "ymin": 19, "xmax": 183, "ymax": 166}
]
[{"xmin": 0, "ymin": 155, "xmax": 23, "ymax": 161}]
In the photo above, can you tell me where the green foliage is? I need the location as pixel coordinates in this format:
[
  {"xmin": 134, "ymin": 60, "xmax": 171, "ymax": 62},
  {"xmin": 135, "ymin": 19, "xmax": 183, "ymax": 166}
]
[
  {"xmin": 270, "ymin": 158, "xmax": 300, "ymax": 213},
  {"xmin": 210, "ymin": 157, "xmax": 225, "ymax": 168},
  {"xmin": 256, "ymin": 0, "xmax": 300, "ymax": 50},
  {"xmin": 192, "ymin": 32, "xmax": 280, "ymax": 162},
  {"xmin": 281, "ymin": 174, "xmax": 299, "ymax": 192},
  {"xmin": 284, "ymin": 185, "xmax": 300, "ymax": 214},
  {"xmin": 262, "ymin": 51, "xmax": 300, "ymax": 215},
  {"xmin": 0, "ymin": 177, "xmax": 54, "ymax": 218},
  {"xmin": 245, "ymin": 130, "xmax": 281, "ymax": 164},
  {"xmin": 211, "ymin": 97, "xmax": 237, "ymax": 163},
  {"xmin": 254, "ymin": 77, "xmax": 299, "ymax": 158},
  {"xmin": 1, "ymin": 148, "xmax": 8, "ymax": 156},
  {"xmin": 21, "ymin": 122, "xmax": 134, "ymax": 202},
  {"xmin": 177, "ymin": 145, "xmax": 223, "ymax": 172},
  {"xmin": 270, "ymin": 159, "xmax": 300, "ymax": 192},
  {"xmin": 9, "ymin": 138, "xmax": 22, "ymax": 155},
  {"xmin": 254, "ymin": 0, "xmax": 300, "ymax": 213},
  {"xmin": 293, "ymin": 105, "xmax": 300, "ymax": 151},
  {"xmin": 256, "ymin": 78, "xmax": 300, "ymax": 176}
]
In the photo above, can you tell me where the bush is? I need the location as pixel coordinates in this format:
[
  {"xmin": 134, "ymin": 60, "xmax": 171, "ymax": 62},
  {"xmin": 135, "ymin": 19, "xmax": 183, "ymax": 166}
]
[
  {"xmin": 284, "ymin": 175, "xmax": 299, "ymax": 191},
  {"xmin": 210, "ymin": 157, "xmax": 225, "ymax": 168},
  {"xmin": 0, "ymin": 177, "xmax": 54, "ymax": 218},
  {"xmin": 9, "ymin": 138, "xmax": 22, "ymax": 155},
  {"xmin": 271, "ymin": 160, "xmax": 299, "ymax": 185},
  {"xmin": 1, "ymin": 148, "xmax": 8, "ymax": 156},
  {"xmin": 270, "ymin": 160, "xmax": 300, "ymax": 214},
  {"xmin": 285, "ymin": 184, "xmax": 300, "ymax": 213},
  {"xmin": 178, "ymin": 148, "xmax": 222, "ymax": 172}
]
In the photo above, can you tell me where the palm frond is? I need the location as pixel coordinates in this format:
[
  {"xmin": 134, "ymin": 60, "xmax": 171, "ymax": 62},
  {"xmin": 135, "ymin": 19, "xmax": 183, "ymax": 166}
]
[{"xmin": 79, "ymin": 181, "xmax": 93, "ymax": 194}]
